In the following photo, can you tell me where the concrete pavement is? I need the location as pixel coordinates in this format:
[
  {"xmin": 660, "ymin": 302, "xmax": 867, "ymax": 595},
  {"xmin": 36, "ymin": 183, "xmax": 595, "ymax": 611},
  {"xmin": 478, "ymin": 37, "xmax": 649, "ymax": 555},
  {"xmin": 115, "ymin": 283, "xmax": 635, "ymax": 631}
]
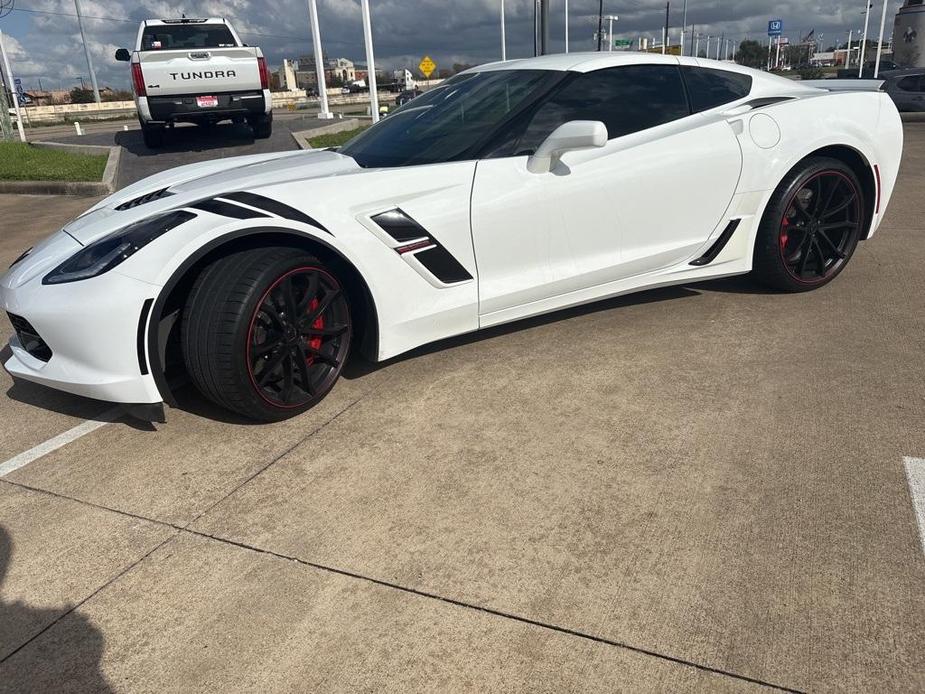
[{"xmin": 1, "ymin": 127, "xmax": 924, "ymax": 692}]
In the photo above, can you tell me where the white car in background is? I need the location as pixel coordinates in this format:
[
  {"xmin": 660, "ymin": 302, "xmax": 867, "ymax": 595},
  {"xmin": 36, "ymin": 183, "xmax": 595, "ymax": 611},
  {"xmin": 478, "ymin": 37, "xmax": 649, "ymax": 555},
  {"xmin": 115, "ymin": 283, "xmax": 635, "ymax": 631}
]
[
  {"xmin": 115, "ymin": 17, "xmax": 272, "ymax": 148},
  {"xmin": 1, "ymin": 53, "xmax": 903, "ymax": 421}
]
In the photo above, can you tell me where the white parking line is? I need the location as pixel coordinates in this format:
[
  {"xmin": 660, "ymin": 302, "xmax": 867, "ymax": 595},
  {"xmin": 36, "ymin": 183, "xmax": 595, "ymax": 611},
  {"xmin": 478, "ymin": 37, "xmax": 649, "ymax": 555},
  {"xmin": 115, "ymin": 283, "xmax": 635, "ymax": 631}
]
[
  {"xmin": 903, "ymin": 457, "xmax": 925, "ymax": 557},
  {"xmin": 0, "ymin": 407, "xmax": 123, "ymax": 477}
]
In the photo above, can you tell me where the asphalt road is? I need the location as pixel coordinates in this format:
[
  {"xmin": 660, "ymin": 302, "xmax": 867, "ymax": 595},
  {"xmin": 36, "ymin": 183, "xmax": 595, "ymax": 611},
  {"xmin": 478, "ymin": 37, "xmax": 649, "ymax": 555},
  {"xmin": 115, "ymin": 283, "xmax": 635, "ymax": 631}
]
[
  {"xmin": 0, "ymin": 126, "xmax": 924, "ymax": 692},
  {"xmin": 50, "ymin": 114, "xmax": 333, "ymax": 188}
]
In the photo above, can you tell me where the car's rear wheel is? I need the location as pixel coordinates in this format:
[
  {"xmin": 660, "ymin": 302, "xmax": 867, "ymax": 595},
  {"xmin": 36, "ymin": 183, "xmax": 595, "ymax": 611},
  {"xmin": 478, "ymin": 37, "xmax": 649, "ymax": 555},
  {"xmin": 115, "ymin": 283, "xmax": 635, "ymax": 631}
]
[
  {"xmin": 141, "ymin": 122, "xmax": 164, "ymax": 149},
  {"xmin": 753, "ymin": 156, "xmax": 865, "ymax": 292},
  {"xmin": 182, "ymin": 247, "xmax": 352, "ymax": 421},
  {"xmin": 249, "ymin": 113, "xmax": 272, "ymax": 139}
]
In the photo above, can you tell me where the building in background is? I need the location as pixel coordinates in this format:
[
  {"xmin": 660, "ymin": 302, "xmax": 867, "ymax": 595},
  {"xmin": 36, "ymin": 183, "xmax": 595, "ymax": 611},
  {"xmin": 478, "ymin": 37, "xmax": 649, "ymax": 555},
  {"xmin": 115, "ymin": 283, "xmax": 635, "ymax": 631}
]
[{"xmin": 895, "ymin": 0, "xmax": 925, "ymax": 67}]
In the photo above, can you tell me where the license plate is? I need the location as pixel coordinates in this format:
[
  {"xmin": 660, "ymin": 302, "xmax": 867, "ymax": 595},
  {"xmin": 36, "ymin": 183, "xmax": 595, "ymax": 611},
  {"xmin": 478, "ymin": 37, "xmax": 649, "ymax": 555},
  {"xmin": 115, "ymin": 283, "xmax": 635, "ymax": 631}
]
[{"xmin": 196, "ymin": 96, "xmax": 218, "ymax": 108}]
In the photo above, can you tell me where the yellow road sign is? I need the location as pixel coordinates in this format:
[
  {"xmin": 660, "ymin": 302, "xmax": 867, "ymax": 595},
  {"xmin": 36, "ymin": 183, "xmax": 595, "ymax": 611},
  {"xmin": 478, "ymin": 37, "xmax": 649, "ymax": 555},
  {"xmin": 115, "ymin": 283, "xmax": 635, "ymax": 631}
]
[{"xmin": 419, "ymin": 55, "xmax": 437, "ymax": 79}]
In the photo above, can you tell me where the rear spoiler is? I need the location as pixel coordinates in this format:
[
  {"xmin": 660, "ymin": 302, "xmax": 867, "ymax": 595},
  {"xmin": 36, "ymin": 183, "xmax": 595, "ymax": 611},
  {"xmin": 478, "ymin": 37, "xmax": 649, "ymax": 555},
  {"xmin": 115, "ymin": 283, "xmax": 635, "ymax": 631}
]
[{"xmin": 801, "ymin": 79, "xmax": 885, "ymax": 92}]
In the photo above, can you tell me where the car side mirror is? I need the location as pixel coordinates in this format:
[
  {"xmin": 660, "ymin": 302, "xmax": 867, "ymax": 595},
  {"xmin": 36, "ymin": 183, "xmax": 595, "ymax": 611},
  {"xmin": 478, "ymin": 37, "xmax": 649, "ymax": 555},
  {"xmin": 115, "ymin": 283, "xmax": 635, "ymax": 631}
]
[
  {"xmin": 527, "ymin": 120, "xmax": 608, "ymax": 174},
  {"xmin": 115, "ymin": 48, "xmax": 131, "ymax": 62}
]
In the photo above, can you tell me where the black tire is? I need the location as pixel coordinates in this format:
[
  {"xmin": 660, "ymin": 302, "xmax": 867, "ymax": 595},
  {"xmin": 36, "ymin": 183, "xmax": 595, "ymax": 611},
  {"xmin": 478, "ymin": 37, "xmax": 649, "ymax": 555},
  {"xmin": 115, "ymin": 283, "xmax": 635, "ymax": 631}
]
[
  {"xmin": 250, "ymin": 113, "xmax": 272, "ymax": 139},
  {"xmin": 181, "ymin": 247, "xmax": 352, "ymax": 422},
  {"xmin": 753, "ymin": 156, "xmax": 865, "ymax": 292},
  {"xmin": 141, "ymin": 123, "xmax": 164, "ymax": 149}
]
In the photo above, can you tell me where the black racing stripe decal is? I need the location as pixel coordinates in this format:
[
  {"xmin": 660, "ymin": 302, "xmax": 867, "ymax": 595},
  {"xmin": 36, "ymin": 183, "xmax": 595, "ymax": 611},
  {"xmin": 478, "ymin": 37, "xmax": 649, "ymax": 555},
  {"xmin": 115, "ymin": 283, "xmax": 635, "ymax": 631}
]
[
  {"xmin": 222, "ymin": 191, "xmax": 330, "ymax": 233},
  {"xmin": 414, "ymin": 246, "xmax": 473, "ymax": 284},
  {"xmin": 371, "ymin": 209, "xmax": 428, "ymax": 243},
  {"xmin": 137, "ymin": 298, "xmax": 154, "ymax": 375},
  {"xmin": 191, "ymin": 199, "xmax": 270, "ymax": 220}
]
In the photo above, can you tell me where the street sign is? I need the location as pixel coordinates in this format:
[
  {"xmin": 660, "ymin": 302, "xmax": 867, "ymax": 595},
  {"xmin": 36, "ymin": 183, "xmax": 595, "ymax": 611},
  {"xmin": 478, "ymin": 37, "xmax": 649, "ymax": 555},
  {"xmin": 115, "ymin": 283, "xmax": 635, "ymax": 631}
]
[
  {"xmin": 13, "ymin": 77, "xmax": 25, "ymax": 106},
  {"xmin": 613, "ymin": 39, "xmax": 633, "ymax": 48},
  {"xmin": 768, "ymin": 19, "xmax": 783, "ymax": 37},
  {"xmin": 418, "ymin": 55, "xmax": 436, "ymax": 79}
]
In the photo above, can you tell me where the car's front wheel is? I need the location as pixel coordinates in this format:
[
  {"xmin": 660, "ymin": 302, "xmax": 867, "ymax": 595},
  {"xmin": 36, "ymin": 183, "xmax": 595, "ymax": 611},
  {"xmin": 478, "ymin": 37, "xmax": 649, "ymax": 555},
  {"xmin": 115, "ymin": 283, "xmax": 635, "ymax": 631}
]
[
  {"xmin": 752, "ymin": 156, "xmax": 865, "ymax": 292},
  {"xmin": 182, "ymin": 247, "xmax": 352, "ymax": 421}
]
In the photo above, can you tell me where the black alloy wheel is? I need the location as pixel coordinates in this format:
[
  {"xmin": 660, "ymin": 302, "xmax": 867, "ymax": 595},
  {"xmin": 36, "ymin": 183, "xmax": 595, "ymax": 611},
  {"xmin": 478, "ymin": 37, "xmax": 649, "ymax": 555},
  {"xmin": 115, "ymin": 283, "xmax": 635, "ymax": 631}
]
[
  {"xmin": 754, "ymin": 157, "xmax": 865, "ymax": 291},
  {"xmin": 182, "ymin": 248, "xmax": 352, "ymax": 421},
  {"xmin": 246, "ymin": 266, "xmax": 350, "ymax": 410}
]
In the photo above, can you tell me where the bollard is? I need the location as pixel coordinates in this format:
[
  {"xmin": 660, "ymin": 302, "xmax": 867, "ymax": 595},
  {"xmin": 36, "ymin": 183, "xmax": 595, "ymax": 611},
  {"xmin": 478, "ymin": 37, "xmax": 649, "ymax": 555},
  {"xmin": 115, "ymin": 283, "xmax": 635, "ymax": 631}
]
[{"xmin": 74, "ymin": 122, "xmax": 83, "ymax": 136}]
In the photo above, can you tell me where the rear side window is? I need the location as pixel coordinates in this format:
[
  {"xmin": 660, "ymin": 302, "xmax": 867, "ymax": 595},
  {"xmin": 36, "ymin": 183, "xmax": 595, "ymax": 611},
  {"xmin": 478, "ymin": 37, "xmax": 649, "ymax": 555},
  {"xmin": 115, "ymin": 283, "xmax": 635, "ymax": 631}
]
[
  {"xmin": 515, "ymin": 65, "xmax": 690, "ymax": 150},
  {"xmin": 897, "ymin": 75, "xmax": 923, "ymax": 92},
  {"xmin": 683, "ymin": 67, "xmax": 752, "ymax": 112},
  {"xmin": 141, "ymin": 24, "xmax": 237, "ymax": 51}
]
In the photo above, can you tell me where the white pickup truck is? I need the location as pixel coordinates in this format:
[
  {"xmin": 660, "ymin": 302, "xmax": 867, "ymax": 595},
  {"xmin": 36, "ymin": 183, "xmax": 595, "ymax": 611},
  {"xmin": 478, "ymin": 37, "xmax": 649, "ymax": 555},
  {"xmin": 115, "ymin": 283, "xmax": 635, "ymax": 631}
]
[{"xmin": 115, "ymin": 17, "xmax": 272, "ymax": 148}]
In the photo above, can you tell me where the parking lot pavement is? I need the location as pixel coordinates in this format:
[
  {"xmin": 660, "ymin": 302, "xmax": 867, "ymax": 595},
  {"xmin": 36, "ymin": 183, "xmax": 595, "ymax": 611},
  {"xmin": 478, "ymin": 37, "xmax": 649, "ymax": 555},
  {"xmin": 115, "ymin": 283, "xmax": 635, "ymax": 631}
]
[
  {"xmin": 1, "ymin": 127, "xmax": 924, "ymax": 691},
  {"xmin": 47, "ymin": 112, "xmax": 364, "ymax": 189}
]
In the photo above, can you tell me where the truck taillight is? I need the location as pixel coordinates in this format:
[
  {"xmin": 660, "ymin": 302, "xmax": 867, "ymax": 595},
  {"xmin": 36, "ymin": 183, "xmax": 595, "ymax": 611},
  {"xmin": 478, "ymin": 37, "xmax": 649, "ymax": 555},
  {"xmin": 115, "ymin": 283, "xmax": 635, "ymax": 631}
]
[
  {"xmin": 131, "ymin": 62, "xmax": 146, "ymax": 97},
  {"xmin": 257, "ymin": 56, "xmax": 269, "ymax": 90}
]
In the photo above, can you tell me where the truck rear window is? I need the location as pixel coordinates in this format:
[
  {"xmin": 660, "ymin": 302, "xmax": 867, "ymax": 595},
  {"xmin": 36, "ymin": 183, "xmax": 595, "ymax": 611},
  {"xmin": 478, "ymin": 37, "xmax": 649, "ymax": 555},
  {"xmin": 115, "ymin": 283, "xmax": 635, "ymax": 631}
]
[{"xmin": 141, "ymin": 25, "xmax": 237, "ymax": 51}]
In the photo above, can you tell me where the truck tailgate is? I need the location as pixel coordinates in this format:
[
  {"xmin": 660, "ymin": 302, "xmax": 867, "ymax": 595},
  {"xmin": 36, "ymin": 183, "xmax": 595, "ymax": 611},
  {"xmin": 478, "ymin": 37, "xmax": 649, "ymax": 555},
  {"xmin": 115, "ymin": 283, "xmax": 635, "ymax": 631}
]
[{"xmin": 138, "ymin": 48, "xmax": 260, "ymax": 96}]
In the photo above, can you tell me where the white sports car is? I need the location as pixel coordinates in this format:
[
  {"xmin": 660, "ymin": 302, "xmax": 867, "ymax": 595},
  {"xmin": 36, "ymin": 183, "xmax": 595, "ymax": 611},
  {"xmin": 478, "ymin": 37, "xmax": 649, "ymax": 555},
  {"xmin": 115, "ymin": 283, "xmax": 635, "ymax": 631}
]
[{"xmin": 1, "ymin": 54, "xmax": 904, "ymax": 421}]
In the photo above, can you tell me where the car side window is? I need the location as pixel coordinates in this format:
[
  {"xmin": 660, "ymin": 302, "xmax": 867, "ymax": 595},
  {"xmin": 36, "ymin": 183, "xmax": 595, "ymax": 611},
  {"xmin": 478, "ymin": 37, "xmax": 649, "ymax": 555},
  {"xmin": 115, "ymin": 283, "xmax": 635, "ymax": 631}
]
[
  {"xmin": 897, "ymin": 75, "xmax": 923, "ymax": 92},
  {"xmin": 511, "ymin": 65, "xmax": 691, "ymax": 155},
  {"xmin": 682, "ymin": 67, "xmax": 752, "ymax": 112}
]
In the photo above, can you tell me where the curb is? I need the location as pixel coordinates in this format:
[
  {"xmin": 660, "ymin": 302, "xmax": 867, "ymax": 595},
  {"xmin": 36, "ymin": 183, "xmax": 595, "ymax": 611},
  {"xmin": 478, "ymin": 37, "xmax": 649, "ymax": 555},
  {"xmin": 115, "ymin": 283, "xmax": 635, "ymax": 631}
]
[
  {"xmin": 291, "ymin": 118, "xmax": 362, "ymax": 150},
  {"xmin": 0, "ymin": 142, "xmax": 121, "ymax": 197}
]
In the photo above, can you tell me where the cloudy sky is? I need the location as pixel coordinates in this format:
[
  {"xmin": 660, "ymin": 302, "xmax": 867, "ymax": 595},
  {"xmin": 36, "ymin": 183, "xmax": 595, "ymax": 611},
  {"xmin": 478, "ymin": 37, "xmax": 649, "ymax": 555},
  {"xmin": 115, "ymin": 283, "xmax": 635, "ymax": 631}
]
[{"xmin": 0, "ymin": 1, "xmax": 902, "ymax": 90}]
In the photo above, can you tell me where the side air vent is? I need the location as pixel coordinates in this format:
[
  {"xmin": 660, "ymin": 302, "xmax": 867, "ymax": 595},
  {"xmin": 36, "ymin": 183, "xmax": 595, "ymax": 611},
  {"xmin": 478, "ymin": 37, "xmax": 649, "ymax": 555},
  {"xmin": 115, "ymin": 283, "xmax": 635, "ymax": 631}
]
[
  {"xmin": 690, "ymin": 220, "xmax": 741, "ymax": 266},
  {"xmin": 7, "ymin": 313, "xmax": 52, "ymax": 362},
  {"xmin": 115, "ymin": 188, "xmax": 174, "ymax": 211},
  {"xmin": 371, "ymin": 208, "xmax": 473, "ymax": 285}
]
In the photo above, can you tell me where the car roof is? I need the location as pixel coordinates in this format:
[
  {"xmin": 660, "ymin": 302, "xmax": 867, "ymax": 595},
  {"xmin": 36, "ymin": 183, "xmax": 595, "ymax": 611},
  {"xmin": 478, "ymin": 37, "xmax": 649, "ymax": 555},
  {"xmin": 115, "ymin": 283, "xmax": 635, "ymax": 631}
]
[
  {"xmin": 143, "ymin": 17, "xmax": 229, "ymax": 27},
  {"xmin": 462, "ymin": 51, "xmax": 819, "ymax": 95}
]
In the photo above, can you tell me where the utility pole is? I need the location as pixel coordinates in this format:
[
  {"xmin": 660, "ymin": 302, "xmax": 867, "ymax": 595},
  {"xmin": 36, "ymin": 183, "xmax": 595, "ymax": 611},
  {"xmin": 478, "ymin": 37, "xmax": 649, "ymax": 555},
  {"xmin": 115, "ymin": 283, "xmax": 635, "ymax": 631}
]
[
  {"xmin": 308, "ymin": 0, "xmax": 333, "ymax": 119},
  {"xmin": 360, "ymin": 0, "xmax": 379, "ymax": 123},
  {"xmin": 500, "ymin": 0, "xmax": 507, "ymax": 60},
  {"xmin": 663, "ymin": 2, "xmax": 670, "ymax": 55},
  {"xmin": 873, "ymin": 0, "xmax": 889, "ymax": 77},
  {"xmin": 597, "ymin": 0, "xmax": 604, "ymax": 52},
  {"xmin": 859, "ymin": 1, "xmax": 872, "ymax": 77},
  {"xmin": 539, "ymin": 0, "xmax": 550, "ymax": 55},
  {"xmin": 74, "ymin": 0, "xmax": 101, "ymax": 104}
]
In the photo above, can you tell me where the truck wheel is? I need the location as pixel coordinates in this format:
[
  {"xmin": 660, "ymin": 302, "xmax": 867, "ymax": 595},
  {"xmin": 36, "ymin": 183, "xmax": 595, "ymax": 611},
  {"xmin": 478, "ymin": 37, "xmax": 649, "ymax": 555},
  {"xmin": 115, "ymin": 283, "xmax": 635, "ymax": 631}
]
[
  {"xmin": 141, "ymin": 124, "xmax": 164, "ymax": 149},
  {"xmin": 250, "ymin": 114, "xmax": 272, "ymax": 139}
]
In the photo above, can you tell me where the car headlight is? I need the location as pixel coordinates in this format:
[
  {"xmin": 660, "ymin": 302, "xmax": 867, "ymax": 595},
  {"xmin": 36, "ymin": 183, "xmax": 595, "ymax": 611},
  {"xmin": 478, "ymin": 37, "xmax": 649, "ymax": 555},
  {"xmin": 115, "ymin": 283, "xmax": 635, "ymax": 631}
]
[{"xmin": 43, "ymin": 211, "xmax": 195, "ymax": 285}]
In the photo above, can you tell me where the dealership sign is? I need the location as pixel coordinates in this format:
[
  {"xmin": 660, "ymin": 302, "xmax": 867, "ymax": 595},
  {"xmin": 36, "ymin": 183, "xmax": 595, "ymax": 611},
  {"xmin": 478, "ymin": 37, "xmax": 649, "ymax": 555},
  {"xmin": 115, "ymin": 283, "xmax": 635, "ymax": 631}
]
[{"xmin": 768, "ymin": 20, "xmax": 783, "ymax": 36}]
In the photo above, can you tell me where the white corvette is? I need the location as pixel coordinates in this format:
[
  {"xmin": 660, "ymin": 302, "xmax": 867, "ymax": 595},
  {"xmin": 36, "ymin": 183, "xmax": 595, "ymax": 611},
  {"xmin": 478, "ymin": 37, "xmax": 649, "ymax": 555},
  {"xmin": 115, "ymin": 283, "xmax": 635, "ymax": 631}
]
[{"xmin": 1, "ymin": 54, "xmax": 904, "ymax": 421}]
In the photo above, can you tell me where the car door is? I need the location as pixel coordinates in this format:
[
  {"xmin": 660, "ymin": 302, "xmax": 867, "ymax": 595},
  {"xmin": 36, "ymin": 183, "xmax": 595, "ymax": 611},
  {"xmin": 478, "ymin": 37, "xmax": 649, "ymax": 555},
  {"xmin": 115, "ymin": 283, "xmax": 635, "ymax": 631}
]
[{"xmin": 470, "ymin": 63, "xmax": 743, "ymax": 322}]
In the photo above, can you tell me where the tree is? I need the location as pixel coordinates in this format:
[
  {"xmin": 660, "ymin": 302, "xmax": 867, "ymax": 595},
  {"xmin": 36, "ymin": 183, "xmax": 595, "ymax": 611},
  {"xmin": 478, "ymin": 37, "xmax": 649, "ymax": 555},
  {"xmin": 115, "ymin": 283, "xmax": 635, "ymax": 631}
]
[
  {"xmin": 735, "ymin": 40, "xmax": 766, "ymax": 69},
  {"xmin": 68, "ymin": 87, "xmax": 94, "ymax": 104}
]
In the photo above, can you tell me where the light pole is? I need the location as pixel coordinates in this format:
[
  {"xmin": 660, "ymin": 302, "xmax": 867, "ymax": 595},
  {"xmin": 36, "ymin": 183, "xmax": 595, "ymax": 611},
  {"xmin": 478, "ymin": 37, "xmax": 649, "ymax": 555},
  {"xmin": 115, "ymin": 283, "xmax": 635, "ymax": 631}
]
[
  {"xmin": 500, "ymin": 0, "xmax": 507, "ymax": 60},
  {"xmin": 606, "ymin": 15, "xmax": 619, "ymax": 51},
  {"xmin": 0, "ymin": 30, "xmax": 26, "ymax": 141},
  {"xmin": 360, "ymin": 0, "xmax": 379, "ymax": 123},
  {"xmin": 564, "ymin": 0, "xmax": 568, "ymax": 53},
  {"xmin": 873, "ymin": 0, "xmax": 889, "ymax": 77},
  {"xmin": 859, "ymin": 1, "xmax": 872, "ymax": 77},
  {"xmin": 680, "ymin": 0, "xmax": 688, "ymax": 56},
  {"xmin": 74, "ymin": 0, "xmax": 101, "ymax": 105},
  {"xmin": 308, "ymin": 0, "xmax": 333, "ymax": 119},
  {"xmin": 846, "ymin": 29, "xmax": 853, "ymax": 68}
]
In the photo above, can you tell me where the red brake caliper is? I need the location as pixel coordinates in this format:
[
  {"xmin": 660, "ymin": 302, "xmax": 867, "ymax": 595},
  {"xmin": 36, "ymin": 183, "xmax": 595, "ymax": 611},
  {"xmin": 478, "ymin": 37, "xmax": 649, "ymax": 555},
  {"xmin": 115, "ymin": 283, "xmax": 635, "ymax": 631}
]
[
  {"xmin": 780, "ymin": 214, "xmax": 790, "ymax": 251},
  {"xmin": 304, "ymin": 297, "xmax": 324, "ymax": 365}
]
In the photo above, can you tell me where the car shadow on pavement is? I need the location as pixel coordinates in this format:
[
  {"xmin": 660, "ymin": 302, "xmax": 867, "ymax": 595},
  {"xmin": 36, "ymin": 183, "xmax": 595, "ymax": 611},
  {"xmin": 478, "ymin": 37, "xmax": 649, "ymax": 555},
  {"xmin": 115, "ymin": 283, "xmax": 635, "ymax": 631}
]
[
  {"xmin": 115, "ymin": 123, "xmax": 257, "ymax": 157},
  {"xmin": 343, "ymin": 284, "xmax": 700, "ymax": 380},
  {"xmin": 693, "ymin": 274, "xmax": 784, "ymax": 295},
  {"xmin": 0, "ymin": 526, "xmax": 113, "ymax": 691}
]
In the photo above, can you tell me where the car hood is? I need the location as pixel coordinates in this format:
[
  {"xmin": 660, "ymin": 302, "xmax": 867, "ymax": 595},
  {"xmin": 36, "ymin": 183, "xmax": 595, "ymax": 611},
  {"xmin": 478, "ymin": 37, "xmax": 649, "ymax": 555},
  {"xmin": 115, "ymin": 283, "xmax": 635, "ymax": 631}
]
[{"xmin": 66, "ymin": 149, "xmax": 361, "ymax": 246}]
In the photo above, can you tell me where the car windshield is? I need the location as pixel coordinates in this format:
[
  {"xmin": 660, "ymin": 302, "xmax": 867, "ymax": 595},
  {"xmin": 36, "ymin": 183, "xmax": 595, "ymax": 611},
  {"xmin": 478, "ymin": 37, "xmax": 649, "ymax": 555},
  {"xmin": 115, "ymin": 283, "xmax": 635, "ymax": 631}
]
[
  {"xmin": 141, "ymin": 24, "xmax": 238, "ymax": 51},
  {"xmin": 339, "ymin": 70, "xmax": 564, "ymax": 168}
]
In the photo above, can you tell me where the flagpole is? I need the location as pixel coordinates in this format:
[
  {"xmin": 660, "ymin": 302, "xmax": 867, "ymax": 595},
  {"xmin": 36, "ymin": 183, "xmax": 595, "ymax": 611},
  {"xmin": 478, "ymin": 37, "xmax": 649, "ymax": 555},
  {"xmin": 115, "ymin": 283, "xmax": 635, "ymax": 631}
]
[
  {"xmin": 859, "ymin": 1, "xmax": 871, "ymax": 77},
  {"xmin": 873, "ymin": 0, "xmax": 889, "ymax": 78}
]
